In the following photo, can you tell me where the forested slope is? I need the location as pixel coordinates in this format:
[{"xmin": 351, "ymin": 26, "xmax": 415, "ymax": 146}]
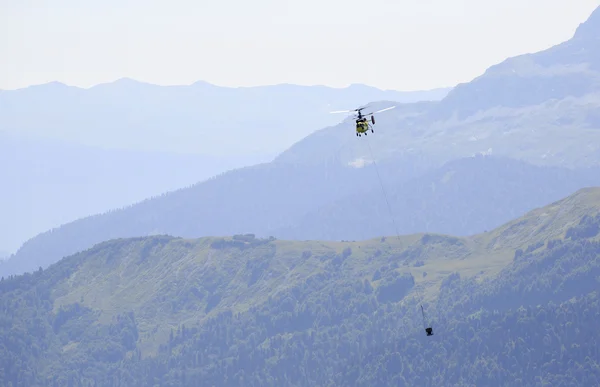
[{"xmin": 1, "ymin": 188, "xmax": 599, "ymax": 386}]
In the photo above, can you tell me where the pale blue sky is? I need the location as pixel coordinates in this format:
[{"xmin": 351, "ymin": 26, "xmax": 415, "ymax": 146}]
[{"xmin": 1, "ymin": 0, "xmax": 599, "ymax": 91}]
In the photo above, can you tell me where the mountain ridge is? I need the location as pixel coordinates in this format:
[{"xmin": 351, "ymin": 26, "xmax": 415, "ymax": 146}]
[
  {"xmin": 0, "ymin": 80, "xmax": 447, "ymax": 253},
  {"xmin": 0, "ymin": 79, "xmax": 450, "ymax": 157},
  {"xmin": 280, "ymin": 5, "xmax": 600, "ymax": 171},
  {"xmin": 573, "ymin": 5, "xmax": 600, "ymax": 41},
  {"xmin": 10, "ymin": 78, "xmax": 452, "ymax": 94},
  {"xmin": 4, "ymin": 5, "xmax": 600, "ymax": 279},
  {"xmin": 4, "ymin": 155, "xmax": 600, "ymax": 278},
  {"xmin": 272, "ymin": 156, "xmax": 600, "ymax": 241},
  {"xmin": 1, "ymin": 187, "xmax": 599, "ymax": 386},
  {"xmin": 433, "ymin": 5, "xmax": 600, "ymax": 119}
]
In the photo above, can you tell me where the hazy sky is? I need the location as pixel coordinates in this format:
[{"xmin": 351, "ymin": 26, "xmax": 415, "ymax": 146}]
[{"xmin": 1, "ymin": 0, "xmax": 599, "ymax": 91}]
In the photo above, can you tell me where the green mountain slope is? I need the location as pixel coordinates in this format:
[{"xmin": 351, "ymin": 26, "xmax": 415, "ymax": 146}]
[{"xmin": 1, "ymin": 188, "xmax": 600, "ymax": 386}]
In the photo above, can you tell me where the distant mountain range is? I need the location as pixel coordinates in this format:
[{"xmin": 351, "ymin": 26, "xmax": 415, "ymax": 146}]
[
  {"xmin": 4, "ymin": 154, "xmax": 600, "ymax": 277},
  {"xmin": 3, "ymin": 7, "xmax": 600, "ymax": 386},
  {"xmin": 0, "ymin": 132, "xmax": 271, "ymax": 253},
  {"xmin": 2, "ymin": 6, "xmax": 600, "ymax": 278},
  {"xmin": 1, "ymin": 83, "xmax": 448, "ymax": 253},
  {"xmin": 0, "ymin": 80, "xmax": 450, "ymax": 158}
]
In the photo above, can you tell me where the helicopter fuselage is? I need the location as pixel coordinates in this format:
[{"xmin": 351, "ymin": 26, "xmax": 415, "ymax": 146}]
[
  {"xmin": 330, "ymin": 104, "xmax": 394, "ymax": 137},
  {"xmin": 356, "ymin": 119, "xmax": 370, "ymax": 133}
]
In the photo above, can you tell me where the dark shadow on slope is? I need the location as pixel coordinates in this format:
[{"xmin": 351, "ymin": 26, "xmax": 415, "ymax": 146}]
[{"xmin": 274, "ymin": 155, "xmax": 600, "ymax": 241}]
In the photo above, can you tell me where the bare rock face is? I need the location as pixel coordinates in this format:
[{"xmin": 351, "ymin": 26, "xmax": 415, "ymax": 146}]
[
  {"xmin": 573, "ymin": 6, "xmax": 600, "ymax": 42},
  {"xmin": 431, "ymin": 5, "xmax": 600, "ymax": 120}
]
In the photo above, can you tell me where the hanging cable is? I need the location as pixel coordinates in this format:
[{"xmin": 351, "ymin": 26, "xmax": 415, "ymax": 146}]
[
  {"xmin": 364, "ymin": 135, "xmax": 433, "ymax": 336},
  {"xmin": 364, "ymin": 136, "xmax": 401, "ymax": 239}
]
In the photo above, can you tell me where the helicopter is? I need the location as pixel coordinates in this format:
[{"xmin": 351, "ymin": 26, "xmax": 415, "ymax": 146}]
[{"xmin": 330, "ymin": 105, "xmax": 396, "ymax": 137}]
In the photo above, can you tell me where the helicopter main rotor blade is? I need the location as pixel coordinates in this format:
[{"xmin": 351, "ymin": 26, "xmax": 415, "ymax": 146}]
[
  {"xmin": 375, "ymin": 106, "xmax": 396, "ymax": 113},
  {"xmin": 363, "ymin": 106, "xmax": 396, "ymax": 116},
  {"xmin": 330, "ymin": 105, "xmax": 371, "ymax": 114}
]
